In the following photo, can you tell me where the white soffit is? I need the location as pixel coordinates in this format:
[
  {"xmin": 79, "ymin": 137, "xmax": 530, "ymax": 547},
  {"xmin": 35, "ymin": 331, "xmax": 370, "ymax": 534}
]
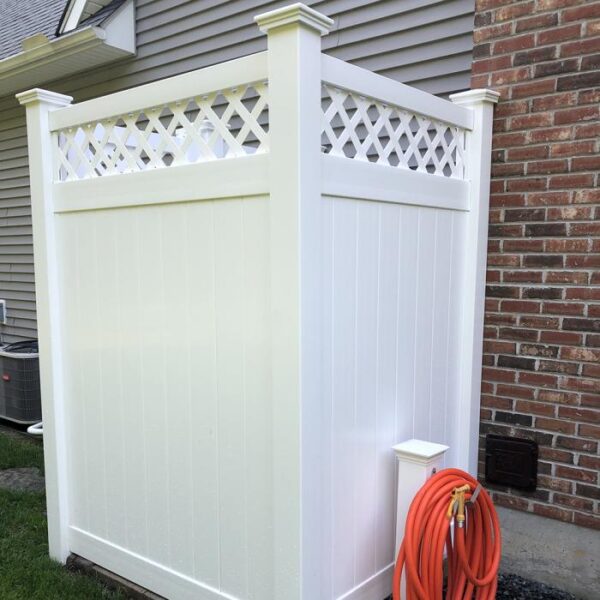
[{"xmin": 2, "ymin": 0, "xmax": 135, "ymax": 96}]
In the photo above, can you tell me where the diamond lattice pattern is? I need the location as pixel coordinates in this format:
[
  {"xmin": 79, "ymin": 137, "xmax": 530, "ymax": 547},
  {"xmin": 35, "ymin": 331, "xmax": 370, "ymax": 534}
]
[
  {"xmin": 322, "ymin": 85, "xmax": 466, "ymax": 179},
  {"xmin": 56, "ymin": 83, "xmax": 269, "ymax": 181}
]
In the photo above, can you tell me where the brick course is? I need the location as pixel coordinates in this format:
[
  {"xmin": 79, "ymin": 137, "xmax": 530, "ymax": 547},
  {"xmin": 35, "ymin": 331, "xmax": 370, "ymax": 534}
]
[{"xmin": 472, "ymin": 0, "xmax": 600, "ymax": 529}]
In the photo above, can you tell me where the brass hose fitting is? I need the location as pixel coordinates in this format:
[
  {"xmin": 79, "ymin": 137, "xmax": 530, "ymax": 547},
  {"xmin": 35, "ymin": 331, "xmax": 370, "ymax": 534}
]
[{"xmin": 446, "ymin": 484, "xmax": 471, "ymax": 527}]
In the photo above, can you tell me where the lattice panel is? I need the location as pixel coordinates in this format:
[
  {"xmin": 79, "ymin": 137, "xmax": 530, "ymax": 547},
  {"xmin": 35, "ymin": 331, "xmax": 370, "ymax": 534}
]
[
  {"xmin": 56, "ymin": 83, "xmax": 269, "ymax": 181},
  {"xmin": 321, "ymin": 85, "xmax": 466, "ymax": 179}
]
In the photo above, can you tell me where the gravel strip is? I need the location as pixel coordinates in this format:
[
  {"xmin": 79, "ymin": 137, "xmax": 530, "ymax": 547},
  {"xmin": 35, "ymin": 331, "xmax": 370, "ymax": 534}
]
[
  {"xmin": 384, "ymin": 571, "xmax": 579, "ymax": 600},
  {"xmin": 497, "ymin": 572, "xmax": 579, "ymax": 599},
  {"xmin": 0, "ymin": 467, "xmax": 45, "ymax": 493}
]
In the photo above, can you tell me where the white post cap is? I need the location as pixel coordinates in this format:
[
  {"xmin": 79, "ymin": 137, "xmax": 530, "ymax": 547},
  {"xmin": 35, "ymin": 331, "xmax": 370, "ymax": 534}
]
[
  {"xmin": 393, "ymin": 439, "xmax": 449, "ymax": 465},
  {"xmin": 16, "ymin": 88, "xmax": 73, "ymax": 107},
  {"xmin": 255, "ymin": 3, "xmax": 334, "ymax": 35},
  {"xmin": 450, "ymin": 89, "xmax": 501, "ymax": 106}
]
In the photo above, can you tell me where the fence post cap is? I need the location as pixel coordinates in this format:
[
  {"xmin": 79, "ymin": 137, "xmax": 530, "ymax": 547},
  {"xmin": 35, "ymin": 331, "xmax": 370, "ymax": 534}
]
[
  {"xmin": 449, "ymin": 89, "xmax": 501, "ymax": 106},
  {"xmin": 255, "ymin": 2, "xmax": 333, "ymax": 35},
  {"xmin": 16, "ymin": 88, "xmax": 73, "ymax": 107},
  {"xmin": 393, "ymin": 439, "xmax": 449, "ymax": 465}
]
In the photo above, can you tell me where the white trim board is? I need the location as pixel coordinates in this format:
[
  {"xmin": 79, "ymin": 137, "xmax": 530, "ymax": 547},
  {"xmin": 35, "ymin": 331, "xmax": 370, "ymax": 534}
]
[
  {"xmin": 321, "ymin": 54, "xmax": 473, "ymax": 130},
  {"xmin": 70, "ymin": 526, "xmax": 393, "ymax": 600},
  {"xmin": 69, "ymin": 527, "xmax": 240, "ymax": 600},
  {"xmin": 49, "ymin": 52, "xmax": 268, "ymax": 131},
  {"xmin": 321, "ymin": 154, "xmax": 469, "ymax": 211},
  {"xmin": 336, "ymin": 564, "xmax": 394, "ymax": 600},
  {"xmin": 52, "ymin": 154, "xmax": 269, "ymax": 213}
]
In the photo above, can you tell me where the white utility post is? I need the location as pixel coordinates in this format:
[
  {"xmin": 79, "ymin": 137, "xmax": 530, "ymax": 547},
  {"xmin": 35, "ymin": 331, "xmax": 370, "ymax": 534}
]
[
  {"xmin": 450, "ymin": 89, "xmax": 500, "ymax": 475},
  {"xmin": 393, "ymin": 439, "xmax": 449, "ymax": 557},
  {"xmin": 16, "ymin": 88, "xmax": 73, "ymax": 560}
]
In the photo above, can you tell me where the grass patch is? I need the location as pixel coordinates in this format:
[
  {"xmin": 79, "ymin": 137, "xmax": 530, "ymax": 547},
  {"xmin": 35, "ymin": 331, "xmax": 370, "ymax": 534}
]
[{"xmin": 0, "ymin": 428, "xmax": 123, "ymax": 599}]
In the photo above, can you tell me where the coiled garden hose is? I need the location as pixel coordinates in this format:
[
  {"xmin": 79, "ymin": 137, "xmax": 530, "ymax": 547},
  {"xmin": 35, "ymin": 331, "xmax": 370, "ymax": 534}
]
[{"xmin": 393, "ymin": 468, "xmax": 501, "ymax": 600}]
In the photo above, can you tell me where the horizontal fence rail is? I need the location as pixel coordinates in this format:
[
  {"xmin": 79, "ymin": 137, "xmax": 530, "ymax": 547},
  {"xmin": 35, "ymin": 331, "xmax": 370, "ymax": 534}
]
[{"xmin": 321, "ymin": 55, "xmax": 473, "ymax": 130}]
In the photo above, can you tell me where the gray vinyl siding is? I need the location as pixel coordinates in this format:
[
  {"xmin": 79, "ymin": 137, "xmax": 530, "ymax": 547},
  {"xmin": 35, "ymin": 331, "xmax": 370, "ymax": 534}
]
[{"xmin": 0, "ymin": 0, "xmax": 474, "ymax": 342}]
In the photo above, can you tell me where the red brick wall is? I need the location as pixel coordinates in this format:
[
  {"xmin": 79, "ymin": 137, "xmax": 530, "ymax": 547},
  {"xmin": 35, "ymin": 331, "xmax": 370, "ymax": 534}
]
[{"xmin": 472, "ymin": 0, "xmax": 600, "ymax": 529}]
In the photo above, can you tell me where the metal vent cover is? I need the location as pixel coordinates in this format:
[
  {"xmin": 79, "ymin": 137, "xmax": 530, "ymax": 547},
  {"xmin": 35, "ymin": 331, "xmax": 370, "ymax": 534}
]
[{"xmin": 485, "ymin": 434, "xmax": 538, "ymax": 491}]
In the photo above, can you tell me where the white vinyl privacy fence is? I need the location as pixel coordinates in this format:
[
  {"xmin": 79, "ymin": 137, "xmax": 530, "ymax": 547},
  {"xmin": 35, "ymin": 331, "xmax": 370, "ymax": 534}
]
[{"xmin": 18, "ymin": 5, "xmax": 498, "ymax": 600}]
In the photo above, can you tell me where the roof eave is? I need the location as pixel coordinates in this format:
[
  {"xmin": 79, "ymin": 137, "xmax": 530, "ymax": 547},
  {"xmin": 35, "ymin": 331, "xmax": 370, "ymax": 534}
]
[{"xmin": 1, "ymin": 1, "xmax": 135, "ymax": 98}]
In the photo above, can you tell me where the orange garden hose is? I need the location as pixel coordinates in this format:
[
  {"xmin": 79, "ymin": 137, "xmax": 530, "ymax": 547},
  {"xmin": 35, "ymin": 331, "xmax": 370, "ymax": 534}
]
[{"xmin": 393, "ymin": 468, "xmax": 501, "ymax": 600}]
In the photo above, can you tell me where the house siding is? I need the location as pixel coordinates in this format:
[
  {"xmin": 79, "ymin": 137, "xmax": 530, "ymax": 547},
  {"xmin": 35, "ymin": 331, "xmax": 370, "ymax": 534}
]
[{"xmin": 0, "ymin": 0, "xmax": 474, "ymax": 341}]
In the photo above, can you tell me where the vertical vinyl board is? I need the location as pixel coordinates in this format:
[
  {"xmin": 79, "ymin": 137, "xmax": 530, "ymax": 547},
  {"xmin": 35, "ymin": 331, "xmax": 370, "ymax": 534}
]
[
  {"xmin": 59, "ymin": 217, "xmax": 89, "ymax": 535},
  {"xmin": 213, "ymin": 199, "xmax": 248, "ymax": 598},
  {"xmin": 160, "ymin": 206, "xmax": 195, "ymax": 575},
  {"xmin": 413, "ymin": 209, "xmax": 437, "ymax": 440},
  {"xmin": 396, "ymin": 206, "xmax": 419, "ymax": 443},
  {"xmin": 353, "ymin": 202, "xmax": 379, "ymax": 584},
  {"xmin": 320, "ymin": 195, "xmax": 335, "ymax": 599},
  {"xmin": 114, "ymin": 209, "xmax": 149, "ymax": 556},
  {"xmin": 430, "ymin": 210, "xmax": 454, "ymax": 446},
  {"xmin": 94, "ymin": 211, "xmax": 128, "ymax": 549},
  {"xmin": 331, "ymin": 198, "xmax": 358, "ymax": 597},
  {"xmin": 135, "ymin": 207, "xmax": 170, "ymax": 566},
  {"xmin": 446, "ymin": 212, "xmax": 468, "ymax": 469},
  {"xmin": 184, "ymin": 201, "xmax": 220, "ymax": 587},
  {"xmin": 74, "ymin": 216, "xmax": 109, "ymax": 541},
  {"xmin": 240, "ymin": 198, "xmax": 273, "ymax": 600},
  {"xmin": 374, "ymin": 203, "xmax": 401, "ymax": 571}
]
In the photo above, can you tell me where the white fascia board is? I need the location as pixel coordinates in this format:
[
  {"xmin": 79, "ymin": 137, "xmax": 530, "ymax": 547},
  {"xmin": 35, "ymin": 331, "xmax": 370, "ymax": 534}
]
[
  {"xmin": 2, "ymin": 1, "xmax": 135, "ymax": 97},
  {"xmin": 61, "ymin": 0, "xmax": 89, "ymax": 34}
]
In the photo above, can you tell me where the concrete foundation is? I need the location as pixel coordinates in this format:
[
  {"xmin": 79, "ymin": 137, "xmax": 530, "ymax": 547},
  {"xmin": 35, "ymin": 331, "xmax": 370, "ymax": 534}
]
[{"xmin": 498, "ymin": 506, "xmax": 600, "ymax": 599}]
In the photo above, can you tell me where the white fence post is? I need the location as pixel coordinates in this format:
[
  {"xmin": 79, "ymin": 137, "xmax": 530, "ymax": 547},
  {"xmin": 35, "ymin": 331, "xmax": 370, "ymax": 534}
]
[
  {"xmin": 16, "ymin": 89, "xmax": 73, "ymax": 561},
  {"xmin": 255, "ymin": 4, "xmax": 333, "ymax": 599},
  {"xmin": 450, "ymin": 89, "xmax": 500, "ymax": 474}
]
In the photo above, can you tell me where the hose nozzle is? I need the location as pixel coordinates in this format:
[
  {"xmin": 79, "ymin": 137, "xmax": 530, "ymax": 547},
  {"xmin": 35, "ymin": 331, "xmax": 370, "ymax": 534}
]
[{"xmin": 446, "ymin": 484, "xmax": 471, "ymax": 524}]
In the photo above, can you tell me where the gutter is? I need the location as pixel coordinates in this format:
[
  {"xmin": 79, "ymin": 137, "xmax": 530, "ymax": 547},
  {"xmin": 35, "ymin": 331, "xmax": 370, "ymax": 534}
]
[{"xmin": 0, "ymin": 27, "xmax": 107, "ymax": 80}]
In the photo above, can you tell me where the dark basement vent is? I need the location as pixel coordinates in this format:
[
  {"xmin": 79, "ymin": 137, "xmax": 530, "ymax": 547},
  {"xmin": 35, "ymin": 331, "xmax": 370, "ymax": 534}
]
[{"xmin": 485, "ymin": 434, "xmax": 538, "ymax": 491}]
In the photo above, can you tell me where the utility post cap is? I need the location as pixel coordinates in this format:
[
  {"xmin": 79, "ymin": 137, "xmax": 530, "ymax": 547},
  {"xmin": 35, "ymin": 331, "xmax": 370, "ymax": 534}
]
[
  {"xmin": 255, "ymin": 3, "xmax": 334, "ymax": 35},
  {"xmin": 393, "ymin": 439, "xmax": 449, "ymax": 465}
]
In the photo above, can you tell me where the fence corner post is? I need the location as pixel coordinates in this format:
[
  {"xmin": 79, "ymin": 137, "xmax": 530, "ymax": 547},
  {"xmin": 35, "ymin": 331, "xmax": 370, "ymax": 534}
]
[
  {"xmin": 16, "ymin": 88, "xmax": 72, "ymax": 561},
  {"xmin": 254, "ymin": 4, "xmax": 333, "ymax": 599},
  {"xmin": 449, "ymin": 89, "xmax": 500, "ymax": 474}
]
